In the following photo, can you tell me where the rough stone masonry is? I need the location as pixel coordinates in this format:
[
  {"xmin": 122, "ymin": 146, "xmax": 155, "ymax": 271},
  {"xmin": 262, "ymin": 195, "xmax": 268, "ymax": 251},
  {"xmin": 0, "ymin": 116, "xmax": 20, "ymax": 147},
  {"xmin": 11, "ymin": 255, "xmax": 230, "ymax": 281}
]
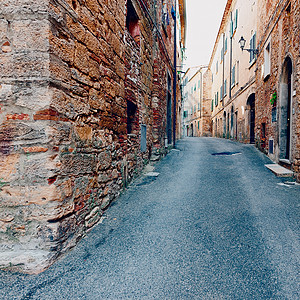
[{"xmin": 0, "ymin": 0, "xmax": 177, "ymax": 273}]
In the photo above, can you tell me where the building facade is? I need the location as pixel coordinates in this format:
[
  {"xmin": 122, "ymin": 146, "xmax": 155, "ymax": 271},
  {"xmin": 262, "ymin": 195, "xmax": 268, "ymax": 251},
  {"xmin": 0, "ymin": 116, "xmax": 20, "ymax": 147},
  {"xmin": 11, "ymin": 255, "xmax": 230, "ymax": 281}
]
[
  {"xmin": 255, "ymin": 0, "xmax": 300, "ymax": 181},
  {"xmin": 207, "ymin": 0, "xmax": 299, "ymax": 181},
  {"xmin": 181, "ymin": 67, "xmax": 210, "ymax": 137},
  {"xmin": 209, "ymin": 0, "xmax": 257, "ymax": 142},
  {"xmin": 0, "ymin": 0, "xmax": 186, "ymax": 273}
]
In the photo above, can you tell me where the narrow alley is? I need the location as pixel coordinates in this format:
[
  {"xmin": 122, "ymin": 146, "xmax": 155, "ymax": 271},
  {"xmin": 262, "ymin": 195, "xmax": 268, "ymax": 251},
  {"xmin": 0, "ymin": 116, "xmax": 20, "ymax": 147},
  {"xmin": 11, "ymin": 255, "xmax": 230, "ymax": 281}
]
[{"xmin": 1, "ymin": 138, "xmax": 299, "ymax": 299}]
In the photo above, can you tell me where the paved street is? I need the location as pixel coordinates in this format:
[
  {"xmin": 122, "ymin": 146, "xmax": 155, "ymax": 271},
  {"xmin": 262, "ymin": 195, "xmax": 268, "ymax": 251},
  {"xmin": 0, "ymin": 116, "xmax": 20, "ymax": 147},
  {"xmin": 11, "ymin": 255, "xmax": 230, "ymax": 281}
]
[{"xmin": 0, "ymin": 137, "xmax": 299, "ymax": 299}]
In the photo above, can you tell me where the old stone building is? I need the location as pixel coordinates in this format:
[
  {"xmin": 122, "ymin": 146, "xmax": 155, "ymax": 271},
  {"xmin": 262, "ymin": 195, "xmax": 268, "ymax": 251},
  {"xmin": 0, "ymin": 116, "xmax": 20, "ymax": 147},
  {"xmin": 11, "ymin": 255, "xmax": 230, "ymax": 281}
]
[
  {"xmin": 181, "ymin": 67, "xmax": 211, "ymax": 137},
  {"xmin": 0, "ymin": 0, "xmax": 186, "ymax": 273},
  {"xmin": 206, "ymin": 0, "xmax": 299, "ymax": 181},
  {"xmin": 255, "ymin": 0, "xmax": 300, "ymax": 181}
]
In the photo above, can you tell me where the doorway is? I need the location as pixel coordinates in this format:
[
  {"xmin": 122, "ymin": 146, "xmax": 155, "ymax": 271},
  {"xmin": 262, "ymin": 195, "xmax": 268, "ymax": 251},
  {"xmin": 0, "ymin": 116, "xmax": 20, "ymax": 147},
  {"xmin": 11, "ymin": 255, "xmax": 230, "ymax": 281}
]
[
  {"xmin": 279, "ymin": 57, "xmax": 293, "ymax": 160},
  {"xmin": 247, "ymin": 94, "xmax": 255, "ymax": 144}
]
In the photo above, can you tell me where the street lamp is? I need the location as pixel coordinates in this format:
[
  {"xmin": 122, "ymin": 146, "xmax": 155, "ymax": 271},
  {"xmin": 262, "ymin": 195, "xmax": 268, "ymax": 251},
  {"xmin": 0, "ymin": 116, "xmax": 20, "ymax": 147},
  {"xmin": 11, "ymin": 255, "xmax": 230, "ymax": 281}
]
[{"xmin": 238, "ymin": 36, "xmax": 258, "ymax": 54}]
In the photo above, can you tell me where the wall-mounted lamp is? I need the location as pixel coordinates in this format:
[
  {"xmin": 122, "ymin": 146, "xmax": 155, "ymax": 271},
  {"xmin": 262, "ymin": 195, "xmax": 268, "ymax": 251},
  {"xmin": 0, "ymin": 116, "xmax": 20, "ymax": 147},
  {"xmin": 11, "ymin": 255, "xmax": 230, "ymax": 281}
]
[{"xmin": 238, "ymin": 36, "xmax": 258, "ymax": 54}]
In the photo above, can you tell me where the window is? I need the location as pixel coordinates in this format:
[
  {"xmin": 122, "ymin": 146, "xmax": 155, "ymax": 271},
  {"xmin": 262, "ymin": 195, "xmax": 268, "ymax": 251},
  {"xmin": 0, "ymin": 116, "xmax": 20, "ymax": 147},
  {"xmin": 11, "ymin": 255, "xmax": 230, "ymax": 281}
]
[
  {"xmin": 234, "ymin": 9, "xmax": 238, "ymax": 30},
  {"xmin": 224, "ymin": 79, "xmax": 227, "ymax": 96},
  {"xmin": 231, "ymin": 65, "xmax": 236, "ymax": 87},
  {"xmin": 230, "ymin": 19, "xmax": 234, "ymax": 37},
  {"xmin": 198, "ymin": 80, "xmax": 201, "ymax": 89},
  {"xmin": 225, "ymin": 37, "xmax": 228, "ymax": 53},
  {"xmin": 194, "ymin": 105, "xmax": 196, "ymax": 113},
  {"xmin": 194, "ymin": 84, "xmax": 196, "ymax": 91},
  {"xmin": 162, "ymin": 1, "xmax": 167, "ymax": 26},
  {"xmin": 249, "ymin": 33, "xmax": 257, "ymax": 63},
  {"xmin": 230, "ymin": 9, "xmax": 238, "ymax": 37},
  {"xmin": 216, "ymin": 61, "xmax": 218, "ymax": 73},
  {"xmin": 127, "ymin": 100, "xmax": 137, "ymax": 134},
  {"xmin": 198, "ymin": 102, "xmax": 200, "ymax": 111},
  {"xmin": 126, "ymin": 0, "xmax": 140, "ymax": 45},
  {"xmin": 221, "ymin": 48, "xmax": 224, "ymax": 62},
  {"xmin": 183, "ymin": 110, "xmax": 188, "ymax": 118},
  {"xmin": 236, "ymin": 61, "xmax": 239, "ymax": 84},
  {"xmin": 215, "ymin": 92, "xmax": 219, "ymax": 107},
  {"xmin": 264, "ymin": 41, "xmax": 271, "ymax": 78},
  {"xmin": 198, "ymin": 121, "xmax": 200, "ymax": 130},
  {"xmin": 220, "ymin": 86, "xmax": 223, "ymax": 100},
  {"xmin": 211, "ymin": 100, "xmax": 214, "ymax": 112}
]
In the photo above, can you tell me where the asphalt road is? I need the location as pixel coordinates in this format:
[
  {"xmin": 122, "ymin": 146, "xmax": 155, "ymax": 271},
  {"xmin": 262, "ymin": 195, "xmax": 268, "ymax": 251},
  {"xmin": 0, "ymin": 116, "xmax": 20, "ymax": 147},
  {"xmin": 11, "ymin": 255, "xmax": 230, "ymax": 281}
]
[{"xmin": 0, "ymin": 138, "xmax": 299, "ymax": 299}]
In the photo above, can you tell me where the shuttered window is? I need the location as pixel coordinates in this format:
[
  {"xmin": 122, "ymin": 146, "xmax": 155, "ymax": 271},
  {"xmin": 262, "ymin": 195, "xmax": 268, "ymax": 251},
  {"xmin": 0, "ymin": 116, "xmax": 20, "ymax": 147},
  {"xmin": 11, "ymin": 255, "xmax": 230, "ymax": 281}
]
[
  {"xmin": 232, "ymin": 65, "xmax": 236, "ymax": 87},
  {"xmin": 249, "ymin": 33, "xmax": 256, "ymax": 63}
]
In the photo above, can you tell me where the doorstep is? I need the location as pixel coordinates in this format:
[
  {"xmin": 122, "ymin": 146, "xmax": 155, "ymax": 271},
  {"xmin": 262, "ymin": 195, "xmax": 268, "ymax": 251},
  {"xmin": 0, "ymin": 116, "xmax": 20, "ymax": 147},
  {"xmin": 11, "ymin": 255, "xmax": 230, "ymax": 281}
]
[{"xmin": 265, "ymin": 163, "xmax": 294, "ymax": 177}]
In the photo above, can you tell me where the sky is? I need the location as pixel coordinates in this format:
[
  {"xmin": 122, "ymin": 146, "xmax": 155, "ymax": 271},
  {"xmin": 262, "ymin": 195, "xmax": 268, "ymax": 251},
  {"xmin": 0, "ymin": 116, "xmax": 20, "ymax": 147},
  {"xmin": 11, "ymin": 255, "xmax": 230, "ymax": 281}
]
[{"xmin": 184, "ymin": 0, "xmax": 227, "ymax": 71}]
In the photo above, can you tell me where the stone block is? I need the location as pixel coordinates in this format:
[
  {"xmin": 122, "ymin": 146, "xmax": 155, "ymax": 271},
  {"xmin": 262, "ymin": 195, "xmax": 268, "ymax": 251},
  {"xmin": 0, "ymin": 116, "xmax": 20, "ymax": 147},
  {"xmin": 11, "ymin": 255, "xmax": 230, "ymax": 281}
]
[{"xmin": 85, "ymin": 206, "xmax": 102, "ymax": 228}]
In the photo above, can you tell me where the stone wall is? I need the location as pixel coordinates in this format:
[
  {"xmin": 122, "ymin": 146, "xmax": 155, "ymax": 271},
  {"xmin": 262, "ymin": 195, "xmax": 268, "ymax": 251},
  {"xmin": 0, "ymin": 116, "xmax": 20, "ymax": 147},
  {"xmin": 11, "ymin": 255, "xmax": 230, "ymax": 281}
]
[
  {"xmin": 0, "ymin": 0, "xmax": 177, "ymax": 273},
  {"xmin": 202, "ymin": 70, "xmax": 212, "ymax": 136}
]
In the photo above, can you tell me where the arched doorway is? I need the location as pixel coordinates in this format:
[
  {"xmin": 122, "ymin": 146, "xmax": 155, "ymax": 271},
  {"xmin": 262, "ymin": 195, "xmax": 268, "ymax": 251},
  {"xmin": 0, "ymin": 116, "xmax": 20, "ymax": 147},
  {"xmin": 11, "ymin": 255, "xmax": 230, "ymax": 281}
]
[
  {"xmin": 247, "ymin": 94, "xmax": 255, "ymax": 144},
  {"xmin": 279, "ymin": 57, "xmax": 293, "ymax": 160}
]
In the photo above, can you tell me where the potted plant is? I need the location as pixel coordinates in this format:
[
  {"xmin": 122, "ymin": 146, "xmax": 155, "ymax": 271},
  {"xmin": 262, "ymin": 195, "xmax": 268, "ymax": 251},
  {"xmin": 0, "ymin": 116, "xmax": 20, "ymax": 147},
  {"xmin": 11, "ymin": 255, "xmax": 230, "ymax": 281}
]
[{"xmin": 270, "ymin": 92, "xmax": 277, "ymax": 107}]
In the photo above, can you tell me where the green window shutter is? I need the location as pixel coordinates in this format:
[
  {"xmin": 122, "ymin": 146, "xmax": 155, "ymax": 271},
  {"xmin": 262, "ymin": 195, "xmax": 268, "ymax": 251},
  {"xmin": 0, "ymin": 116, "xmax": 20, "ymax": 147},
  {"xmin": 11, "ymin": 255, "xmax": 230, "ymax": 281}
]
[
  {"xmin": 211, "ymin": 100, "xmax": 214, "ymax": 112},
  {"xmin": 249, "ymin": 33, "xmax": 256, "ymax": 62},
  {"xmin": 235, "ymin": 9, "xmax": 238, "ymax": 30},
  {"xmin": 225, "ymin": 37, "xmax": 228, "ymax": 52}
]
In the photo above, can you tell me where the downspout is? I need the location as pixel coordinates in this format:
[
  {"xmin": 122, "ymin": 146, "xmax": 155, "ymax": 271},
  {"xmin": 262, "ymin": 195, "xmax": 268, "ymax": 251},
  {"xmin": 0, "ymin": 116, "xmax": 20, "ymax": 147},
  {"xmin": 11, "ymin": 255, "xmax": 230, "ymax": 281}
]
[
  {"xmin": 222, "ymin": 33, "xmax": 225, "ymax": 107},
  {"xmin": 229, "ymin": 12, "xmax": 233, "ymax": 100},
  {"xmin": 172, "ymin": 1, "xmax": 177, "ymax": 147}
]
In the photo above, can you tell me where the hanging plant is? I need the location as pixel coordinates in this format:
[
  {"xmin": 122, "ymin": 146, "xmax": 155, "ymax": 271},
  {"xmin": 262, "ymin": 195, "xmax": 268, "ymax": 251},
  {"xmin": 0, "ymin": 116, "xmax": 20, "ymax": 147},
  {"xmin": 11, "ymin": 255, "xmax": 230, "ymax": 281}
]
[{"xmin": 270, "ymin": 92, "xmax": 277, "ymax": 106}]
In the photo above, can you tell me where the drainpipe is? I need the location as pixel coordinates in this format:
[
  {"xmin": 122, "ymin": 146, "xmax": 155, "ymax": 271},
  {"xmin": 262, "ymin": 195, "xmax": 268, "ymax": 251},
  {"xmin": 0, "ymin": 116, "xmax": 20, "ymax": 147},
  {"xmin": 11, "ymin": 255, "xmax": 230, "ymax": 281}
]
[
  {"xmin": 229, "ymin": 12, "xmax": 233, "ymax": 100},
  {"xmin": 222, "ymin": 33, "xmax": 225, "ymax": 107},
  {"xmin": 172, "ymin": 1, "xmax": 177, "ymax": 147}
]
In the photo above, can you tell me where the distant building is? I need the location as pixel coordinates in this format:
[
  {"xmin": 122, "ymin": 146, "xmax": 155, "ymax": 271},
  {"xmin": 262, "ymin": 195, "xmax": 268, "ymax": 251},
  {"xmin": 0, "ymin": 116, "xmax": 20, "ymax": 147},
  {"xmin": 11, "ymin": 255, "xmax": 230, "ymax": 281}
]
[{"xmin": 181, "ymin": 67, "xmax": 210, "ymax": 137}]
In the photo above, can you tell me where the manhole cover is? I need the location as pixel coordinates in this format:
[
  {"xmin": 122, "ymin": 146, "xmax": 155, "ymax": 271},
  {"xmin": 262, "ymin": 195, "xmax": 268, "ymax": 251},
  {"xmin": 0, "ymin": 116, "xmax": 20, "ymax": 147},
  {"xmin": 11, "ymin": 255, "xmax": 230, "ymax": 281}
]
[
  {"xmin": 136, "ymin": 176, "xmax": 157, "ymax": 187},
  {"xmin": 212, "ymin": 152, "xmax": 242, "ymax": 156}
]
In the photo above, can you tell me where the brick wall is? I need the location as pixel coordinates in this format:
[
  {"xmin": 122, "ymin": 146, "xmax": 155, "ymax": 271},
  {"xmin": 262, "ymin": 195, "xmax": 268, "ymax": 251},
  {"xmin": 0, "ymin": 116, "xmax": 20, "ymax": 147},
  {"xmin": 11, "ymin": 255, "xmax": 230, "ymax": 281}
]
[
  {"xmin": 0, "ymin": 0, "xmax": 177, "ymax": 273},
  {"xmin": 256, "ymin": 0, "xmax": 300, "ymax": 180}
]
